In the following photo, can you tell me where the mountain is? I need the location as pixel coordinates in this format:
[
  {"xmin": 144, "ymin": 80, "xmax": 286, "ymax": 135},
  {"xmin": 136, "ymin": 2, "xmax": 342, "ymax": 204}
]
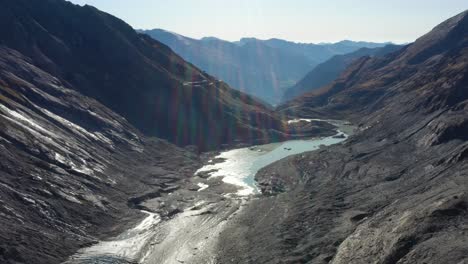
[
  {"xmin": 141, "ymin": 29, "xmax": 389, "ymax": 104},
  {"xmin": 283, "ymin": 44, "xmax": 403, "ymax": 101},
  {"xmin": 0, "ymin": 0, "xmax": 302, "ymax": 263},
  {"xmin": 0, "ymin": 0, "xmax": 288, "ymax": 152},
  {"xmin": 0, "ymin": 45, "xmax": 203, "ymax": 264},
  {"xmin": 140, "ymin": 29, "xmax": 313, "ymax": 104},
  {"xmin": 255, "ymin": 38, "xmax": 390, "ymax": 64},
  {"xmin": 3, "ymin": 0, "xmax": 466, "ymax": 263},
  {"xmin": 217, "ymin": 10, "xmax": 468, "ymax": 263},
  {"xmin": 280, "ymin": 9, "xmax": 468, "ymax": 119}
]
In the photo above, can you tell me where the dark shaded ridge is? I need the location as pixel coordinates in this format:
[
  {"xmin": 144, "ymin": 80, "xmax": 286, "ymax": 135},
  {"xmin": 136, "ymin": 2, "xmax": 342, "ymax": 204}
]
[
  {"xmin": 0, "ymin": 45, "xmax": 202, "ymax": 264},
  {"xmin": 0, "ymin": 0, "xmax": 287, "ymax": 151}
]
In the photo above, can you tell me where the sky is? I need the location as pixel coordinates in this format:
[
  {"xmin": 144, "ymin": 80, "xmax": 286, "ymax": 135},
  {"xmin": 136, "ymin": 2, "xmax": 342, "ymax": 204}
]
[{"xmin": 67, "ymin": 0, "xmax": 467, "ymax": 44}]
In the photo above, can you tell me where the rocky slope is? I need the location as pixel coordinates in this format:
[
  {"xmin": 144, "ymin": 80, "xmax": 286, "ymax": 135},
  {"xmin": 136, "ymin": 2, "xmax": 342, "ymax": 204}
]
[
  {"xmin": 2, "ymin": 1, "xmax": 466, "ymax": 263},
  {"xmin": 0, "ymin": 0, "xmax": 308, "ymax": 263},
  {"xmin": 0, "ymin": 0, "xmax": 287, "ymax": 151},
  {"xmin": 282, "ymin": 44, "xmax": 402, "ymax": 101},
  {"xmin": 0, "ymin": 45, "xmax": 201, "ymax": 264},
  {"xmin": 216, "ymin": 10, "xmax": 468, "ymax": 264},
  {"xmin": 142, "ymin": 29, "xmax": 388, "ymax": 104},
  {"xmin": 280, "ymin": 10, "xmax": 467, "ymax": 119}
]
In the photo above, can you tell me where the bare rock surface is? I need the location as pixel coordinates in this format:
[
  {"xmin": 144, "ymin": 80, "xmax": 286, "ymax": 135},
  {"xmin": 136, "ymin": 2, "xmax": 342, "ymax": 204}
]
[
  {"xmin": 0, "ymin": 46, "xmax": 199, "ymax": 264},
  {"xmin": 216, "ymin": 10, "xmax": 468, "ymax": 264}
]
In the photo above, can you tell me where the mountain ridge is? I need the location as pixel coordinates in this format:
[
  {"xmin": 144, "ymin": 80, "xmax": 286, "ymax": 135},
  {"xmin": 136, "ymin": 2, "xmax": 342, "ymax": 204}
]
[
  {"xmin": 216, "ymin": 9, "xmax": 468, "ymax": 263},
  {"xmin": 0, "ymin": 1, "xmax": 467, "ymax": 263},
  {"xmin": 0, "ymin": 44, "xmax": 202, "ymax": 264},
  {"xmin": 0, "ymin": 0, "xmax": 289, "ymax": 151},
  {"xmin": 279, "ymin": 9, "xmax": 468, "ymax": 119},
  {"xmin": 282, "ymin": 44, "xmax": 403, "ymax": 101},
  {"xmin": 141, "ymin": 28, "xmax": 390, "ymax": 104}
]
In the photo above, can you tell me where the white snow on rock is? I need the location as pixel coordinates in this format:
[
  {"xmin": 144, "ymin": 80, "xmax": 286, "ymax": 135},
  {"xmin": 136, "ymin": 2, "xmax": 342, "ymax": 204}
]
[
  {"xmin": 39, "ymin": 107, "xmax": 114, "ymax": 147},
  {"xmin": 197, "ymin": 183, "xmax": 209, "ymax": 192},
  {"xmin": 0, "ymin": 104, "xmax": 53, "ymax": 136}
]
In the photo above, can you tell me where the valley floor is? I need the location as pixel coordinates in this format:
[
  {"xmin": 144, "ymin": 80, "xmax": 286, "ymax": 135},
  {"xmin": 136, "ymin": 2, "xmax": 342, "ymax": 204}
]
[
  {"xmin": 64, "ymin": 120, "xmax": 353, "ymax": 264},
  {"xmin": 65, "ymin": 157, "xmax": 255, "ymax": 264}
]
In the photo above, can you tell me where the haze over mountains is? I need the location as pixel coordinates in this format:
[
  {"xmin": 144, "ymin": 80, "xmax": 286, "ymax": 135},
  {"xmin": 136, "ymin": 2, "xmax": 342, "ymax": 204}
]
[
  {"xmin": 0, "ymin": 0, "xmax": 467, "ymax": 263},
  {"xmin": 141, "ymin": 29, "xmax": 390, "ymax": 104}
]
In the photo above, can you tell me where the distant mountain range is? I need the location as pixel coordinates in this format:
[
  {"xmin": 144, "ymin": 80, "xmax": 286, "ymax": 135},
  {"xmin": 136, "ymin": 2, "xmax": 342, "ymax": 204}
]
[
  {"xmin": 242, "ymin": 38, "xmax": 392, "ymax": 63},
  {"xmin": 282, "ymin": 44, "xmax": 403, "ymax": 101},
  {"xmin": 140, "ymin": 29, "xmax": 390, "ymax": 104}
]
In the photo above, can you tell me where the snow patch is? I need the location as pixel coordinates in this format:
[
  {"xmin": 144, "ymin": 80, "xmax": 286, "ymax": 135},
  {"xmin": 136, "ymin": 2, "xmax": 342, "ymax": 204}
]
[
  {"xmin": 0, "ymin": 104, "xmax": 64, "ymax": 150},
  {"xmin": 55, "ymin": 152, "xmax": 106, "ymax": 177},
  {"xmin": 287, "ymin": 118, "xmax": 333, "ymax": 124},
  {"xmin": 40, "ymin": 107, "xmax": 114, "ymax": 147},
  {"xmin": 54, "ymin": 152, "xmax": 67, "ymax": 164},
  {"xmin": 197, "ymin": 183, "xmax": 209, "ymax": 192},
  {"xmin": 87, "ymin": 109, "xmax": 123, "ymax": 129},
  {"xmin": 0, "ymin": 104, "xmax": 52, "ymax": 136}
]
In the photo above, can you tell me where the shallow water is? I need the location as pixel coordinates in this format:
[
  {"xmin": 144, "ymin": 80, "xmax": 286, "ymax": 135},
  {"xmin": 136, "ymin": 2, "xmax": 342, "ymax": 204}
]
[
  {"xmin": 66, "ymin": 121, "xmax": 352, "ymax": 263},
  {"xmin": 196, "ymin": 131, "xmax": 348, "ymax": 195}
]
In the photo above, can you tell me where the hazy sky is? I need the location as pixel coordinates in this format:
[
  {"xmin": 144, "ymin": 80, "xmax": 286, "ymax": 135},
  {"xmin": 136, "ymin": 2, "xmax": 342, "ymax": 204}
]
[{"xmin": 67, "ymin": 0, "xmax": 467, "ymax": 43}]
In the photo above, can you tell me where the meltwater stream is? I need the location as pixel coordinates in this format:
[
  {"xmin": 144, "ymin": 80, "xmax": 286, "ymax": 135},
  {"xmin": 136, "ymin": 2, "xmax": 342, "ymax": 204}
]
[
  {"xmin": 65, "ymin": 211, "xmax": 160, "ymax": 264},
  {"xmin": 196, "ymin": 129, "xmax": 349, "ymax": 195},
  {"xmin": 65, "ymin": 120, "xmax": 353, "ymax": 263}
]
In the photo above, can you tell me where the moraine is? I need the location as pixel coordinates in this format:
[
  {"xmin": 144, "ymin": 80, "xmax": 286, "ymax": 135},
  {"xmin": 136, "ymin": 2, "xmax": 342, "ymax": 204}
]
[{"xmin": 65, "ymin": 119, "xmax": 354, "ymax": 264}]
